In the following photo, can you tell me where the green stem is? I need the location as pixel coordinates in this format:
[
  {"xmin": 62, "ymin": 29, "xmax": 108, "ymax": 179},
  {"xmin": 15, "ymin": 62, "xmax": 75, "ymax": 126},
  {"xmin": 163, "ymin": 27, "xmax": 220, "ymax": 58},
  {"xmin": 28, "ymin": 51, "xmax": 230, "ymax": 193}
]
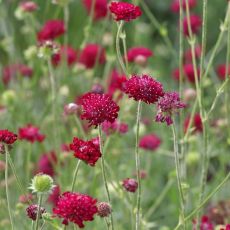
[
  {"xmin": 4, "ymin": 145, "xmax": 14, "ymax": 230},
  {"xmin": 116, "ymin": 21, "xmax": 128, "ymax": 75},
  {"xmin": 74, "ymin": 116, "xmax": 87, "ymax": 139},
  {"xmin": 26, "ymin": 143, "xmax": 32, "ymax": 184},
  {"xmin": 35, "ymin": 195, "xmax": 43, "ymax": 230},
  {"xmin": 98, "ymin": 126, "xmax": 114, "ymax": 230},
  {"xmin": 135, "ymin": 101, "xmax": 142, "ymax": 230},
  {"xmin": 172, "ymin": 124, "xmax": 185, "ymax": 229},
  {"xmin": 71, "ymin": 160, "xmax": 81, "ymax": 192}
]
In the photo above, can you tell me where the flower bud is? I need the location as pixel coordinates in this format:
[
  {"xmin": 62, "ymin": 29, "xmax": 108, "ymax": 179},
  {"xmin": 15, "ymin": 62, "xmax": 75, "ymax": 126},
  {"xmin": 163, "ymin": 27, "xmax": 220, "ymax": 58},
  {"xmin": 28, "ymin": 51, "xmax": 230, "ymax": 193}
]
[{"xmin": 26, "ymin": 204, "xmax": 46, "ymax": 220}]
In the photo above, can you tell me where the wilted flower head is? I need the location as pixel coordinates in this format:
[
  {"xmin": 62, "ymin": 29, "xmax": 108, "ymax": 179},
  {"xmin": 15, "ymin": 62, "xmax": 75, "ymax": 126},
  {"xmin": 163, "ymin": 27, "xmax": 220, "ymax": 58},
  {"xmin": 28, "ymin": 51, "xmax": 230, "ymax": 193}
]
[
  {"xmin": 139, "ymin": 134, "xmax": 161, "ymax": 151},
  {"xmin": 155, "ymin": 92, "xmax": 186, "ymax": 125},
  {"xmin": 184, "ymin": 113, "xmax": 203, "ymax": 133},
  {"xmin": 183, "ymin": 14, "xmax": 202, "ymax": 36},
  {"xmin": 123, "ymin": 75, "xmax": 164, "ymax": 104},
  {"xmin": 109, "ymin": 1, "xmax": 142, "ymax": 22},
  {"xmin": 122, "ymin": 178, "xmax": 138, "ymax": 193},
  {"xmin": 97, "ymin": 202, "xmax": 112, "ymax": 218},
  {"xmin": 26, "ymin": 204, "xmax": 46, "ymax": 221},
  {"xmin": 79, "ymin": 44, "xmax": 106, "ymax": 69},
  {"xmin": 79, "ymin": 92, "xmax": 119, "ymax": 127},
  {"xmin": 37, "ymin": 20, "xmax": 65, "ymax": 42},
  {"xmin": 127, "ymin": 47, "xmax": 153, "ymax": 65},
  {"xmin": 53, "ymin": 192, "xmax": 98, "ymax": 227},
  {"xmin": 83, "ymin": 0, "xmax": 108, "ymax": 20},
  {"xmin": 0, "ymin": 129, "xmax": 17, "ymax": 145},
  {"xmin": 20, "ymin": 1, "xmax": 38, "ymax": 12},
  {"xmin": 216, "ymin": 64, "xmax": 230, "ymax": 81},
  {"xmin": 18, "ymin": 124, "xmax": 45, "ymax": 143},
  {"xmin": 69, "ymin": 137, "xmax": 101, "ymax": 166},
  {"xmin": 170, "ymin": 0, "xmax": 197, "ymax": 13}
]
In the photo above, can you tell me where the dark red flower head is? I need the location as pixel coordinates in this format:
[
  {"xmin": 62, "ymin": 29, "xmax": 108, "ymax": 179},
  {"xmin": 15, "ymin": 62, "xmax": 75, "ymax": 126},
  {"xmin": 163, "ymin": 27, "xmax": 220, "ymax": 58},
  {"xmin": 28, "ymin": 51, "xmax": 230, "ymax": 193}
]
[
  {"xmin": 83, "ymin": 0, "xmax": 108, "ymax": 20},
  {"xmin": 97, "ymin": 202, "xmax": 112, "ymax": 218},
  {"xmin": 170, "ymin": 0, "xmax": 197, "ymax": 13},
  {"xmin": 26, "ymin": 204, "xmax": 46, "ymax": 221},
  {"xmin": 183, "ymin": 14, "xmax": 202, "ymax": 37},
  {"xmin": 79, "ymin": 92, "xmax": 119, "ymax": 127},
  {"xmin": 69, "ymin": 137, "xmax": 101, "ymax": 166},
  {"xmin": 155, "ymin": 92, "xmax": 186, "ymax": 125},
  {"xmin": 109, "ymin": 1, "xmax": 142, "ymax": 22},
  {"xmin": 52, "ymin": 45, "xmax": 77, "ymax": 67},
  {"xmin": 102, "ymin": 120, "xmax": 128, "ymax": 135},
  {"xmin": 139, "ymin": 134, "xmax": 161, "ymax": 151},
  {"xmin": 20, "ymin": 1, "xmax": 38, "ymax": 12},
  {"xmin": 183, "ymin": 63, "xmax": 200, "ymax": 84},
  {"xmin": 79, "ymin": 43, "xmax": 106, "ymax": 69},
  {"xmin": 184, "ymin": 45, "xmax": 202, "ymax": 63},
  {"xmin": 192, "ymin": 215, "xmax": 214, "ymax": 230},
  {"xmin": 122, "ymin": 178, "xmax": 138, "ymax": 193},
  {"xmin": 184, "ymin": 113, "xmax": 203, "ymax": 133},
  {"xmin": 48, "ymin": 185, "xmax": 61, "ymax": 207},
  {"xmin": 123, "ymin": 75, "xmax": 164, "ymax": 104},
  {"xmin": 18, "ymin": 124, "xmax": 45, "ymax": 143},
  {"xmin": 0, "ymin": 130, "xmax": 17, "ymax": 145},
  {"xmin": 127, "ymin": 47, "xmax": 153, "ymax": 65},
  {"xmin": 53, "ymin": 192, "xmax": 98, "ymax": 228},
  {"xmin": 37, "ymin": 20, "xmax": 65, "ymax": 42},
  {"xmin": 216, "ymin": 64, "xmax": 230, "ymax": 81}
]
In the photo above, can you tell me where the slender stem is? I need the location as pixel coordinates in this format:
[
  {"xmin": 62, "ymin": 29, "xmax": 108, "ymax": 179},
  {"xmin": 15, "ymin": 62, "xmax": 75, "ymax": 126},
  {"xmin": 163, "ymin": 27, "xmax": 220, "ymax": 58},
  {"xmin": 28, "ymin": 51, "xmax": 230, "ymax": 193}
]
[
  {"xmin": 71, "ymin": 160, "xmax": 81, "ymax": 192},
  {"xmin": 35, "ymin": 195, "xmax": 43, "ymax": 230},
  {"xmin": 98, "ymin": 126, "xmax": 114, "ymax": 230},
  {"xmin": 172, "ymin": 124, "xmax": 185, "ymax": 229},
  {"xmin": 116, "ymin": 21, "xmax": 128, "ymax": 75},
  {"xmin": 4, "ymin": 145, "xmax": 14, "ymax": 230},
  {"xmin": 26, "ymin": 143, "xmax": 32, "ymax": 184},
  {"xmin": 121, "ymin": 31, "xmax": 129, "ymax": 74},
  {"xmin": 74, "ymin": 116, "xmax": 87, "ymax": 139},
  {"xmin": 135, "ymin": 101, "xmax": 142, "ymax": 230}
]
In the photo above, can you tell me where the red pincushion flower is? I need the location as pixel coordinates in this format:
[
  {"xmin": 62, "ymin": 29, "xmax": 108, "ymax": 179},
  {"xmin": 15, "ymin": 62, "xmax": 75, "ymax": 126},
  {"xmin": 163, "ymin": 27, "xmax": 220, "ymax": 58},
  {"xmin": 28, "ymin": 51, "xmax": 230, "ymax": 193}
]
[
  {"xmin": 184, "ymin": 45, "xmax": 202, "ymax": 63},
  {"xmin": 155, "ymin": 92, "xmax": 186, "ymax": 126},
  {"xmin": 102, "ymin": 120, "xmax": 128, "ymax": 135},
  {"xmin": 37, "ymin": 20, "xmax": 65, "ymax": 42},
  {"xmin": 139, "ymin": 134, "xmax": 161, "ymax": 151},
  {"xmin": 37, "ymin": 151, "xmax": 57, "ymax": 176},
  {"xmin": 52, "ymin": 46, "xmax": 77, "ymax": 67},
  {"xmin": 183, "ymin": 14, "xmax": 202, "ymax": 37},
  {"xmin": 83, "ymin": 0, "xmax": 108, "ymax": 20},
  {"xmin": 224, "ymin": 225, "xmax": 230, "ymax": 230},
  {"xmin": 192, "ymin": 216, "xmax": 214, "ymax": 230},
  {"xmin": 109, "ymin": 1, "xmax": 142, "ymax": 22},
  {"xmin": 123, "ymin": 75, "xmax": 164, "ymax": 104},
  {"xmin": 48, "ymin": 185, "xmax": 60, "ymax": 207},
  {"xmin": 79, "ymin": 92, "xmax": 119, "ymax": 127},
  {"xmin": 79, "ymin": 44, "xmax": 106, "ymax": 69},
  {"xmin": 0, "ymin": 130, "xmax": 17, "ymax": 145},
  {"xmin": 69, "ymin": 137, "xmax": 101, "ymax": 166},
  {"xmin": 19, "ymin": 124, "xmax": 45, "ymax": 143},
  {"xmin": 184, "ymin": 63, "xmax": 200, "ymax": 84},
  {"xmin": 216, "ymin": 64, "xmax": 230, "ymax": 81},
  {"xmin": 122, "ymin": 178, "xmax": 138, "ymax": 193},
  {"xmin": 170, "ymin": 0, "xmax": 197, "ymax": 13},
  {"xmin": 20, "ymin": 1, "xmax": 38, "ymax": 12},
  {"xmin": 184, "ymin": 113, "xmax": 203, "ymax": 133},
  {"xmin": 127, "ymin": 47, "xmax": 153, "ymax": 63},
  {"xmin": 26, "ymin": 204, "xmax": 46, "ymax": 221},
  {"xmin": 53, "ymin": 192, "xmax": 98, "ymax": 228}
]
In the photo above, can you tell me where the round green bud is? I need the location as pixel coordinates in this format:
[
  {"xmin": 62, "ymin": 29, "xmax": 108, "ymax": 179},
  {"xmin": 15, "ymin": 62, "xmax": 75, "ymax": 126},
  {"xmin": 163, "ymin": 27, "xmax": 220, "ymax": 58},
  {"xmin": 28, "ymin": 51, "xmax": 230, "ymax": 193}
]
[
  {"xmin": 2, "ymin": 90, "xmax": 16, "ymax": 106},
  {"xmin": 186, "ymin": 151, "xmax": 200, "ymax": 166},
  {"xmin": 30, "ymin": 173, "xmax": 54, "ymax": 194}
]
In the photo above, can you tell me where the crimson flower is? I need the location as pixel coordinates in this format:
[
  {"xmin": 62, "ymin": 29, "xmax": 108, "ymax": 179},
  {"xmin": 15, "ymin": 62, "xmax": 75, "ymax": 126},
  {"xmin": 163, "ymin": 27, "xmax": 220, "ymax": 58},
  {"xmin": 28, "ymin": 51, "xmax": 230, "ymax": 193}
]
[
  {"xmin": 20, "ymin": 1, "xmax": 38, "ymax": 12},
  {"xmin": 18, "ymin": 124, "xmax": 45, "ymax": 143},
  {"xmin": 37, "ymin": 20, "xmax": 65, "ymax": 42},
  {"xmin": 184, "ymin": 45, "xmax": 202, "ymax": 63},
  {"xmin": 184, "ymin": 113, "xmax": 203, "ymax": 133},
  {"xmin": 122, "ymin": 178, "xmax": 138, "ymax": 193},
  {"xmin": 155, "ymin": 92, "xmax": 186, "ymax": 125},
  {"xmin": 123, "ymin": 75, "xmax": 164, "ymax": 104},
  {"xmin": 127, "ymin": 47, "xmax": 153, "ymax": 64},
  {"xmin": 26, "ymin": 204, "xmax": 46, "ymax": 221},
  {"xmin": 139, "ymin": 134, "xmax": 161, "ymax": 151},
  {"xmin": 183, "ymin": 63, "xmax": 200, "ymax": 84},
  {"xmin": 83, "ymin": 0, "xmax": 108, "ymax": 20},
  {"xmin": 216, "ymin": 64, "xmax": 230, "ymax": 81},
  {"xmin": 109, "ymin": 1, "xmax": 142, "ymax": 22},
  {"xmin": 48, "ymin": 185, "xmax": 60, "ymax": 207},
  {"xmin": 170, "ymin": 0, "xmax": 197, "ymax": 13},
  {"xmin": 0, "ymin": 130, "xmax": 17, "ymax": 145},
  {"xmin": 183, "ymin": 14, "xmax": 202, "ymax": 36},
  {"xmin": 53, "ymin": 192, "xmax": 98, "ymax": 228},
  {"xmin": 69, "ymin": 137, "xmax": 101, "ymax": 166},
  {"xmin": 102, "ymin": 120, "xmax": 128, "ymax": 135},
  {"xmin": 192, "ymin": 216, "xmax": 213, "ymax": 230},
  {"xmin": 79, "ymin": 44, "xmax": 106, "ymax": 69},
  {"xmin": 79, "ymin": 92, "xmax": 119, "ymax": 127}
]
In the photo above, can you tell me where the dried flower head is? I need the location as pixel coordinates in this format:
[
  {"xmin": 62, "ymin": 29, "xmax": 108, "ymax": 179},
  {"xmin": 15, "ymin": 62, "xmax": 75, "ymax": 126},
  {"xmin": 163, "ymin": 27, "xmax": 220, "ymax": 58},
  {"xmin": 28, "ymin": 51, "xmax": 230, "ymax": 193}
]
[
  {"xmin": 26, "ymin": 204, "xmax": 46, "ymax": 221},
  {"xmin": 97, "ymin": 202, "xmax": 112, "ymax": 218},
  {"xmin": 122, "ymin": 178, "xmax": 138, "ymax": 193}
]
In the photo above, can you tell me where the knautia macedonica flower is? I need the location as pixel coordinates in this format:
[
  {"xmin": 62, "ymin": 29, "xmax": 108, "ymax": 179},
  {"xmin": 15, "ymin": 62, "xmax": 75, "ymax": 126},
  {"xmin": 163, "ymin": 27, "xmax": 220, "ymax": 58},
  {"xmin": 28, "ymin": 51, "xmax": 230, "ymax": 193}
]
[
  {"xmin": 79, "ymin": 92, "xmax": 119, "ymax": 127},
  {"xmin": 192, "ymin": 216, "xmax": 213, "ymax": 230},
  {"xmin": 29, "ymin": 173, "xmax": 55, "ymax": 195},
  {"xmin": 53, "ymin": 192, "xmax": 98, "ymax": 228},
  {"xmin": 102, "ymin": 120, "xmax": 128, "ymax": 135},
  {"xmin": 216, "ymin": 64, "xmax": 230, "ymax": 81},
  {"xmin": 26, "ymin": 204, "xmax": 46, "ymax": 221},
  {"xmin": 155, "ymin": 92, "xmax": 186, "ymax": 126},
  {"xmin": 123, "ymin": 75, "xmax": 164, "ymax": 104},
  {"xmin": 183, "ymin": 14, "xmax": 202, "ymax": 37},
  {"xmin": 20, "ymin": 1, "xmax": 38, "ymax": 12},
  {"xmin": 139, "ymin": 134, "xmax": 161, "ymax": 151},
  {"xmin": 19, "ymin": 193, "xmax": 34, "ymax": 204},
  {"xmin": 69, "ymin": 137, "xmax": 101, "ymax": 166},
  {"xmin": 109, "ymin": 1, "xmax": 142, "ymax": 22},
  {"xmin": 97, "ymin": 202, "xmax": 112, "ymax": 218},
  {"xmin": 0, "ymin": 129, "xmax": 17, "ymax": 145},
  {"xmin": 18, "ymin": 124, "xmax": 45, "ymax": 143},
  {"xmin": 170, "ymin": 0, "xmax": 197, "ymax": 13},
  {"xmin": 48, "ymin": 185, "xmax": 60, "ymax": 207},
  {"xmin": 122, "ymin": 178, "xmax": 138, "ymax": 193},
  {"xmin": 184, "ymin": 113, "xmax": 203, "ymax": 133}
]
